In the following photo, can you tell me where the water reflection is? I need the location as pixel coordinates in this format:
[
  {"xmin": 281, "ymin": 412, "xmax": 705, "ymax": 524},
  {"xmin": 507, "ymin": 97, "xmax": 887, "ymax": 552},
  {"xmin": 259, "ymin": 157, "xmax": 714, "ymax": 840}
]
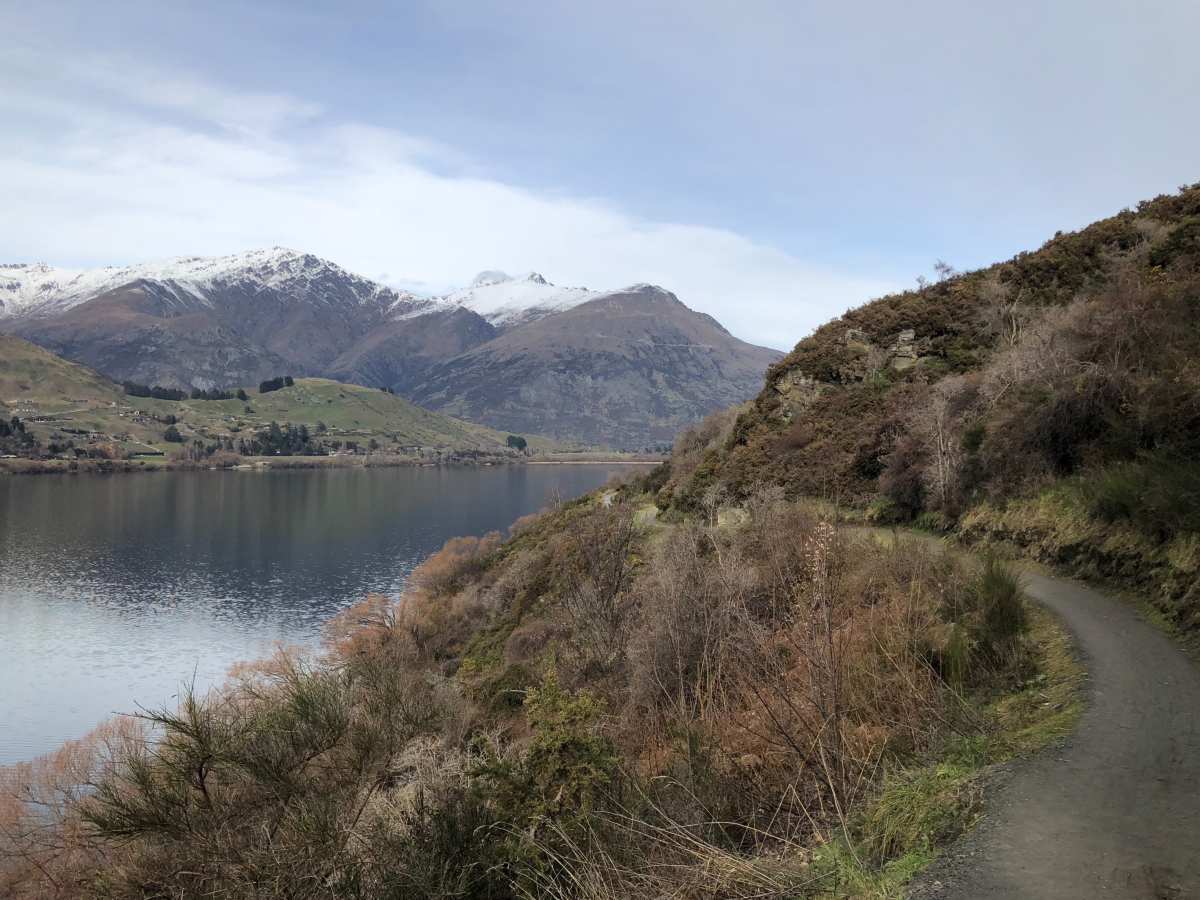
[{"xmin": 0, "ymin": 464, "xmax": 631, "ymax": 763}]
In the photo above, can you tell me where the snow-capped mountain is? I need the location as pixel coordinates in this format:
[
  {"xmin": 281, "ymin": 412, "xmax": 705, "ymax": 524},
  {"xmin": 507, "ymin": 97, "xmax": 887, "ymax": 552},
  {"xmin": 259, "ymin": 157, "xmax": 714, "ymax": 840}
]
[
  {"xmin": 0, "ymin": 248, "xmax": 434, "ymax": 321},
  {"xmin": 0, "ymin": 248, "xmax": 783, "ymax": 446},
  {"xmin": 442, "ymin": 271, "xmax": 594, "ymax": 328}
]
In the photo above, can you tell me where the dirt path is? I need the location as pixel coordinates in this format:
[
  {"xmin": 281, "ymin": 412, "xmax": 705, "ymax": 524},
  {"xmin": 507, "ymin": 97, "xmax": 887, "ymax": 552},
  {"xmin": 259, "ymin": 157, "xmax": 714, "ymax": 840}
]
[{"xmin": 912, "ymin": 571, "xmax": 1200, "ymax": 898}]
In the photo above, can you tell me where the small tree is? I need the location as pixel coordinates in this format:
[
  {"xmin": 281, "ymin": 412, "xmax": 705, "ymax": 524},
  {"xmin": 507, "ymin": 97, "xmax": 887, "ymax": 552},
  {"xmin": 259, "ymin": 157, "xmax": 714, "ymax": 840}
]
[
  {"xmin": 163, "ymin": 425, "xmax": 184, "ymax": 443},
  {"xmin": 236, "ymin": 388, "xmax": 248, "ymax": 402},
  {"xmin": 506, "ymin": 435, "xmax": 527, "ymax": 451}
]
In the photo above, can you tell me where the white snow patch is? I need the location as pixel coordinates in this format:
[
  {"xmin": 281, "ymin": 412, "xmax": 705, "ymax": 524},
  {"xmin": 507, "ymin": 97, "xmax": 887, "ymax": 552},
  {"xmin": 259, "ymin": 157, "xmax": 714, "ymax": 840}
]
[
  {"xmin": 0, "ymin": 248, "xmax": 430, "ymax": 320},
  {"xmin": 444, "ymin": 271, "xmax": 593, "ymax": 326}
]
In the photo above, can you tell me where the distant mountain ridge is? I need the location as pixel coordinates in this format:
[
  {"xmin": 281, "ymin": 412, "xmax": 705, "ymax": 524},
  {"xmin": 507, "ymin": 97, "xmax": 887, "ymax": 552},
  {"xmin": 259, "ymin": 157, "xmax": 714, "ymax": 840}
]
[
  {"xmin": 0, "ymin": 250, "xmax": 782, "ymax": 447},
  {"xmin": 0, "ymin": 248, "xmax": 433, "ymax": 320}
]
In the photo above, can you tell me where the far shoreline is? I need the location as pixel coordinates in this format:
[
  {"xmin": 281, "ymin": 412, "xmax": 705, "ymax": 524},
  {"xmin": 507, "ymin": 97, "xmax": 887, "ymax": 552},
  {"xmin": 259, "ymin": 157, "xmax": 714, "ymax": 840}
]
[{"xmin": 0, "ymin": 453, "xmax": 665, "ymax": 478}]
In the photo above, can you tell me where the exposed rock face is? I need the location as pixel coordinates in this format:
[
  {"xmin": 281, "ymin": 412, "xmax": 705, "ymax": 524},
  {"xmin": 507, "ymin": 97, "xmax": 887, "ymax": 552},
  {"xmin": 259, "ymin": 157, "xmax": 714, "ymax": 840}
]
[
  {"xmin": 888, "ymin": 328, "xmax": 920, "ymax": 371},
  {"xmin": 770, "ymin": 326, "xmax": 935, "ymax": 421},
  {"xmin": 0, "ymin": 252, "xmax": 783, "ymax": 448},
  {"xmin": 773, "ymin": 370, "xmax": 824, "ymax": 422}
]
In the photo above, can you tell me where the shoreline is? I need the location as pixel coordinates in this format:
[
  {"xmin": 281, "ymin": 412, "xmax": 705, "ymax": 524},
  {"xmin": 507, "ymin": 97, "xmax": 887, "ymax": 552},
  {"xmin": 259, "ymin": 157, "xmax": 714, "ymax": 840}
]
[{"xmin": 0, "ymin": 453, "xmax": 664, "ymax": 478}]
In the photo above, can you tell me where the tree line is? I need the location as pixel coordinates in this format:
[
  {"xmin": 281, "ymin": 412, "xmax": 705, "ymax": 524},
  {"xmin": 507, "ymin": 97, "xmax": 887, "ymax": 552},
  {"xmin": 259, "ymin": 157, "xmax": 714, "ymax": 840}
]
[
  {"xmin": 258, "ymin": 375, "xmax": 295, "ymax": 394},
  {"xmin": 0, "ymin": 415, "xmax": 39, "ymax": 455},
  {"xmin": 124, "ymin": 382, "xmax": 249, "ymax": 402}
]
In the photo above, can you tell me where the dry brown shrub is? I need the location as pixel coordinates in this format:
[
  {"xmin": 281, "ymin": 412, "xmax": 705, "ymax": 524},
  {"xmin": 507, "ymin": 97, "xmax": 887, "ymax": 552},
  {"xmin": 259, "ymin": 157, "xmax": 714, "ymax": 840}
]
[
  {"xmin": 509, "ymin": 509, "xmax": 545, "ymax": 537},
  {"xmin": 401, "ymin": 582, "xmax": 487, "ymax": 664},
  {"xmin": 409, "ymin": 532, "xmax": 502, "ymax": 598},
  {"xmin": 504, "ymin": 618, "xmax": 564, "ymax": 666},
  {"xmin": 627, "ymin": 523, "xmax": 755, "ymax": 728},
  {"xmin": 0, "ymin": 717, "xmax": 145, "ymax": 899},
  {"xmin": 730, "ymin": 529, "xmax": 953, "ymax": 830},
  {"xmin": 322, "ymin": 593, "xmax": 400, "ymax": 664}
]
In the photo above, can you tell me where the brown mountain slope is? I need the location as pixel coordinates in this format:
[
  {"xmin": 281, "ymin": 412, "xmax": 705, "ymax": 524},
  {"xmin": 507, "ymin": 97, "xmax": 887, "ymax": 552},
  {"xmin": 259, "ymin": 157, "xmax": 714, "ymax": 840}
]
[
  {"xmin": 327, "ymin": 306, "xmax": 498, "ymax": 393},
  {"xmin": 407, "ymin": 285, "xmax": 781, "ymax": 447},
  {"xmin": 9, "ymin": 281, "xmax": 295, "ymax": 390},
  {"xmin": 659, "ymin": 182, "xmax": 1200, "ymax": 637}
]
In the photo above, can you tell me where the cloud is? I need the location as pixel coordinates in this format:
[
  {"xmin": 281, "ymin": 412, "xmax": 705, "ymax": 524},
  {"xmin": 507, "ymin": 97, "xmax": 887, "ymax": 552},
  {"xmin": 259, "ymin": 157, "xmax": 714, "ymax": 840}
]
[{"xmin": 0, "ymin": 56, "xmax": 901, "ymax": 349}]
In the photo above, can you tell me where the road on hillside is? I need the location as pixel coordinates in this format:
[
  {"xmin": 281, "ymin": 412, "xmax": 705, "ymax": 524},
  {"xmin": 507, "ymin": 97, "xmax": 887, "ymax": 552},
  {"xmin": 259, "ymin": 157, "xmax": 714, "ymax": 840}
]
[{"xmin": 912, "ymin": 571, "xmax": 1200, "ymax": 899}]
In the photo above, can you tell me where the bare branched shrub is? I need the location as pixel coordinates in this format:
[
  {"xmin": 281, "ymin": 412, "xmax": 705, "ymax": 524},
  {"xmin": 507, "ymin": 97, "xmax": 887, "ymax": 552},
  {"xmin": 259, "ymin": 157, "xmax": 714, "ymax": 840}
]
[
  {"xmin": 322, "ymin": 592, "xmax": 400, "ymax": 664},
  {"xmin": 0, "ymin": 717, "xmax": 144, "ymax": 898},
  {"xmin": 627, "ymin": 524, "xmax": 753, "ymax": 728},
  {"xmin": 558, "ymin": 506, "xmax": 637, "ymax": 673},
  {"xmin": 728, "ymin": 527, "xmax": 953, "ymax": 840}
]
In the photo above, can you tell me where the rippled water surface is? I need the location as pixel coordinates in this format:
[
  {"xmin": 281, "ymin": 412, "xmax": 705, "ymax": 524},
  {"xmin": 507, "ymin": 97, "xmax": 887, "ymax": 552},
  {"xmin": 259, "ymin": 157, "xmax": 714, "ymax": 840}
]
[{"xmin": 0, "ymin": 465, "xmax": 632, "ymax": 764}]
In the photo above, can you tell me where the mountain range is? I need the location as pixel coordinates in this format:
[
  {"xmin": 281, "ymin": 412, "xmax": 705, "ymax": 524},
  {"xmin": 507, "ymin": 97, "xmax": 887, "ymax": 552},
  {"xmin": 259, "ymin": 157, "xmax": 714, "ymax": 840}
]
[{"xmin": 0, "ymin": 250, "xmax": 780, "ymax": 447}]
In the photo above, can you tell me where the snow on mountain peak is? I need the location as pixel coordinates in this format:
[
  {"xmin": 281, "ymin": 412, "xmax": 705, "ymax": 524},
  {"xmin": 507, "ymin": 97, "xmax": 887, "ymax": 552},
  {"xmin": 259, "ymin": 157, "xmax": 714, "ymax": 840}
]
[
  {"xmin": 0, "ymin": 249, "xmax": 668, "ymax": 330},
  {"xmin": 471, "ymin": 270, "xmax": 512, "ymax": 287},
  {"xmin": 0, "ymin": 249, "xmax": 433, "ymax": 320},
  {"xmin": 444, "ymin": 271, "xmax": 593, "ymax": 326}
]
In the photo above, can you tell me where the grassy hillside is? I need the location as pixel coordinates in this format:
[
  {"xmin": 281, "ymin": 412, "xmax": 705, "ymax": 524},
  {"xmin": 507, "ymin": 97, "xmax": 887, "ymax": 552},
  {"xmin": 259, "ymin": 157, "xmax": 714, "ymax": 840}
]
[
  {"xmin": 657, "ymin": 182, "xmax": 1200, "ymax": 635},
  {"xmin": 0, "ymin": 335, "xmax": 554, "ymax": 462}
]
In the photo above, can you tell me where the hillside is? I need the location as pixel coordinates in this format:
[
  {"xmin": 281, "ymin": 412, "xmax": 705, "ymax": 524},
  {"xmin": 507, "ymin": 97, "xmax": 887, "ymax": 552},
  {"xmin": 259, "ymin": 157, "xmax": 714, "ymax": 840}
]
[
  {"xmin": 0, "ymin": 335, "xmax": 545, "ymax": 462},
  {"xmin": 659, "ymin": 182, "xmax": 1200, "ymax": 635},
  {"xmin": 408, "ymin": 284, "xmax": 782, "ymax": 446},
  {"xmin": 0, "ymin": 252, "xmax": 781, "ymax": 448}
]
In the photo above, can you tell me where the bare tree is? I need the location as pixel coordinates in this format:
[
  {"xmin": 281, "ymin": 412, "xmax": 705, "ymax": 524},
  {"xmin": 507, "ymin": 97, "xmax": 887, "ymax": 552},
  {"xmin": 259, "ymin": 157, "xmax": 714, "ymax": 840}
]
[
  {"xmin": 979, "ymin": 273, "xmax": 1026, "ymax": 349},
  {"xmin": 560, "ymin": 506, "xmax": 637, "ymax": 670}
]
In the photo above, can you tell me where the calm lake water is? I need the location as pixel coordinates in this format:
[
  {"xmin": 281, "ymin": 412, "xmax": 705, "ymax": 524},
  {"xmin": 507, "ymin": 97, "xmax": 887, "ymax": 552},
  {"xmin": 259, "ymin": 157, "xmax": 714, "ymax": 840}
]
[{"xmin": 0, "ymin": 464, "xmax": 634, "ymax": 764}]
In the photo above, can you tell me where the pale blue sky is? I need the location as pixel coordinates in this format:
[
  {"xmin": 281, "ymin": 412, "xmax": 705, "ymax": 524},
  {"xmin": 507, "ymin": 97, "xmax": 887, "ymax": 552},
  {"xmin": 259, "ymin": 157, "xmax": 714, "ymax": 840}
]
[{"xmin": 3, "ymin": 0, "xmax": 1197, "ymax": 348}]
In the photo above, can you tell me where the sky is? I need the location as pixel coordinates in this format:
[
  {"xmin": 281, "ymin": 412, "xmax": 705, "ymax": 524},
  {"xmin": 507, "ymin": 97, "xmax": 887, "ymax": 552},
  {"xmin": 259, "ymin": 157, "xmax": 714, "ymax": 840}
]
[{"xmin": 2, "ymin": 0, "xmax": 1198, "ymax": 350}]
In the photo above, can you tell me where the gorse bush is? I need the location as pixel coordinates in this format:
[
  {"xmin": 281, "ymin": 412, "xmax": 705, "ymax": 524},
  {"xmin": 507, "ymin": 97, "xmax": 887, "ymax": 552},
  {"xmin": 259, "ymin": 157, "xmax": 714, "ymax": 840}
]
[
  {"xmin": 971, "ymin": 555, "xmax": 1027, "ymax": 666},
  {"xmin": 1077, "ymin": 455, "xmax": 1200, "ymax": 543}
]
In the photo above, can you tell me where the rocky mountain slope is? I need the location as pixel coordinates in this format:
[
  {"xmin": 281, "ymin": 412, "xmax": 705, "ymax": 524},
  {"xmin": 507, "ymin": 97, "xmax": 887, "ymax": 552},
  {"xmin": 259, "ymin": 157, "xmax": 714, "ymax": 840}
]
[
  {"xmin": 410, "ymin": 284, "xmax": 781, "ymax": 446},
  {"xmin": 1, "ymin": 249, "xmax": 434, "ymax": 390},
  {"xmin": 0, "ymin": 252, "xmax": 780, "ymax": 447}
]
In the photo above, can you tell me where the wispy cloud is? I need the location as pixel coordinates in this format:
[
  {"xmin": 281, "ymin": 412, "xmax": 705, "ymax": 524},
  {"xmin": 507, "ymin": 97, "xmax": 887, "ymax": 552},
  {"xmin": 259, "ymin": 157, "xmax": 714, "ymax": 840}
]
[{"xmin": 0, "ymin": 52, "xmax": 899, "ymax": 349}]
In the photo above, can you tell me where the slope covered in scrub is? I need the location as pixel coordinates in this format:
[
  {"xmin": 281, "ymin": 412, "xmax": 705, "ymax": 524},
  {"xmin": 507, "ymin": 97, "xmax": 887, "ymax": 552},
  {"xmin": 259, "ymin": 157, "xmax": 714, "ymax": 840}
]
[
  {"xmin": 1, "ymin": 480, "xmax": 1070, "ymax": 899},
  {"xmin": 658, "ymin": 183, "xmax": 1200, "ymax": 635}
]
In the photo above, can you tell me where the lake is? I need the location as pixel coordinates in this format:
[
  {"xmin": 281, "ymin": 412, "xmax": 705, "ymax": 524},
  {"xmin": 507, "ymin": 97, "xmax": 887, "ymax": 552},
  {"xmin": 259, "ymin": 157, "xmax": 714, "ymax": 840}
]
[{"xmin": 0, "ymin": 464, "xmax": 637, "ymax": 764}]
